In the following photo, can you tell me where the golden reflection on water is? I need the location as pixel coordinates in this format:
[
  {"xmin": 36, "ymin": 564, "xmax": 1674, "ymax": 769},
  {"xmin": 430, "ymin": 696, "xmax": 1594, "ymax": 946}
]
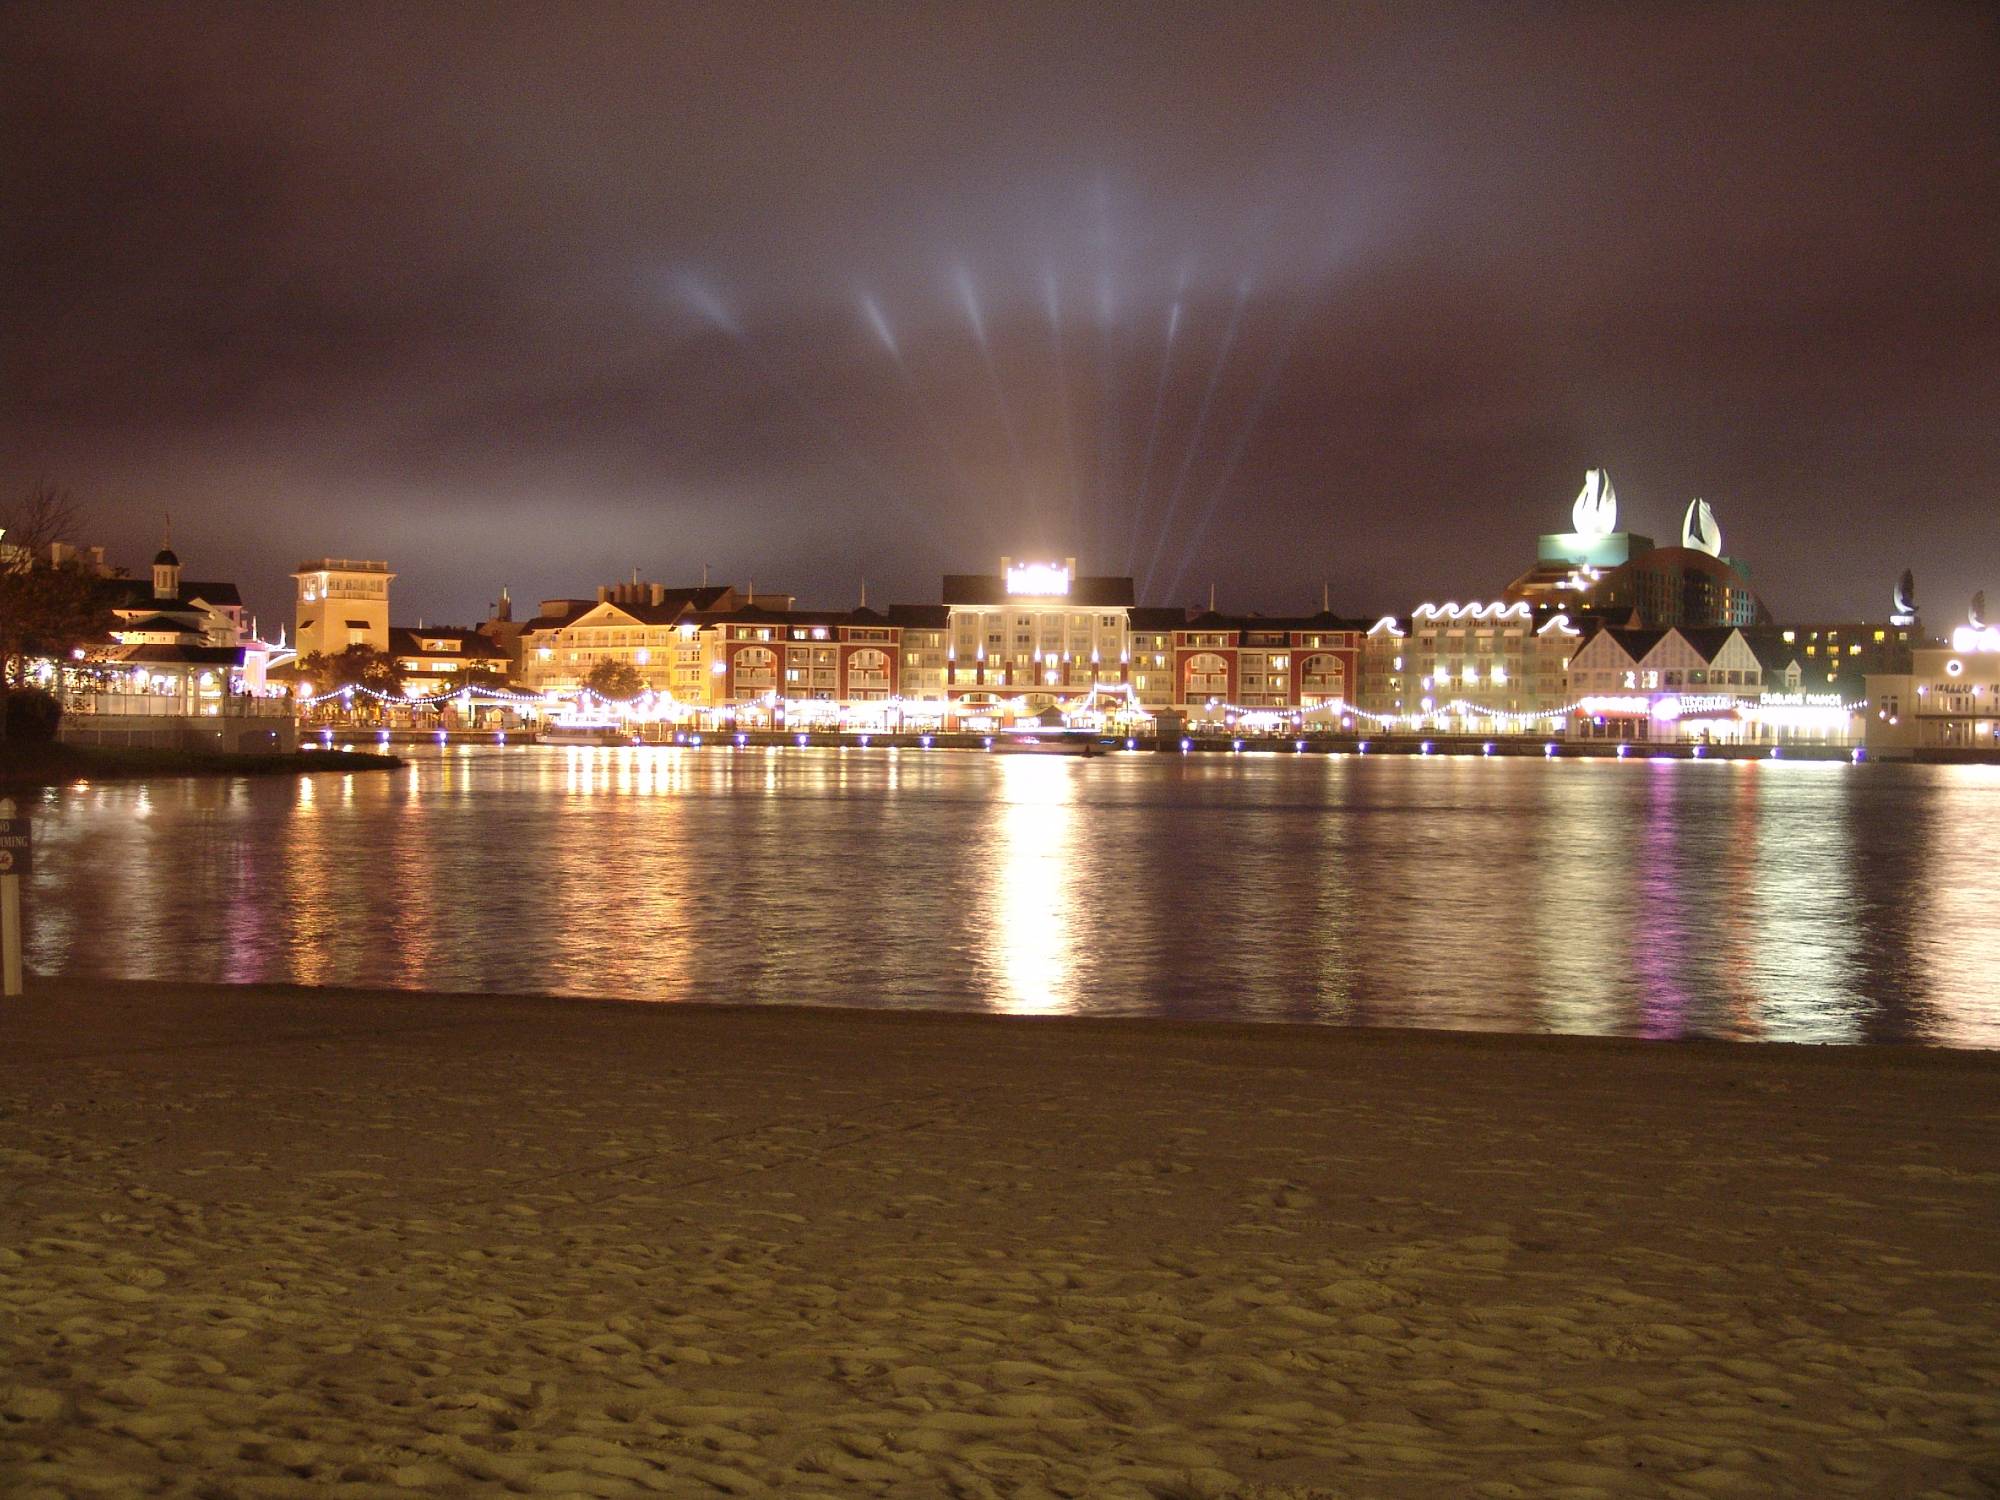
[
  {"xmin": 1528, "ymin": 764, "xmax": 1632, "ymax": 1035},
  {"xmin": 1918, "ymin": 766, "xmax": 2000, "ymax": 1047},
  {"xmin": 1745, "ymin": 763, "xmax": 1865, "ymax": 1043},
  {"xmin": 982, "ymin": 756, "xmax": 1082, "ymax": 1014},
  {"xmin": 18, "ymin": 747, "xmax": 2000, "ymax": 1046}
]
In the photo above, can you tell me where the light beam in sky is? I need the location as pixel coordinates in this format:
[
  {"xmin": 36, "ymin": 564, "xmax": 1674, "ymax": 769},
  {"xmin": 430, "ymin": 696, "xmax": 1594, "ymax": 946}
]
[
  {"xmin": 952, "ymin": 263, "xmax": 1031, "ymax": 538},
  {"xmin": 1164, "ymin": 283, "xmax": 1321, "ymax": 603},
  {"xmin": 1124, "ymin": 260, "xmax": 1191, "ymax": 575},
  {"xmin": 1140, "ymin": 276, "xmax": 1252, "ymax": 602}
]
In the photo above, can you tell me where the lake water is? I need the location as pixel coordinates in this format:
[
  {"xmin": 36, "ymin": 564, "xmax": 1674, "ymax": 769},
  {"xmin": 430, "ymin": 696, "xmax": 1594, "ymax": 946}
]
[{"xmin": 20, "ymin": 746, "xmax": 2000, "ymax": 1046}]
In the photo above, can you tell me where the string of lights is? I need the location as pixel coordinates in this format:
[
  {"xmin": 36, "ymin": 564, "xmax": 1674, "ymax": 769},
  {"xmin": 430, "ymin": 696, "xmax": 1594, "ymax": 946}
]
[{"xmin": 293, "ymin": 677, "xmax": 1863, "ymax": 731}]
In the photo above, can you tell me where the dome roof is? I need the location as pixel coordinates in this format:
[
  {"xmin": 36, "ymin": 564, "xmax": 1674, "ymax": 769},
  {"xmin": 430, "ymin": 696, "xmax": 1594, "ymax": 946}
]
[{"xmin": 153, "ymin": 547, "xmax": 180, "ymax": 567}]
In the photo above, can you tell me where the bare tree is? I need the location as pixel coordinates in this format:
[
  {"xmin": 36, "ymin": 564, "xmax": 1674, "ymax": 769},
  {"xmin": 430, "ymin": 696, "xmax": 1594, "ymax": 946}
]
[{"xmin": 0, "ymin": 484, "xmax": 115, "ymax": 728}]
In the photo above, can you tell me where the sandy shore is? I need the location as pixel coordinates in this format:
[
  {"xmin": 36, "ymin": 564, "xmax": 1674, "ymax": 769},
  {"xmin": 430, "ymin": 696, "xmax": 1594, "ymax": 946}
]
[{"xmin": 3, "ymin": 984, "xmax": 1997, "ymax": 1498}]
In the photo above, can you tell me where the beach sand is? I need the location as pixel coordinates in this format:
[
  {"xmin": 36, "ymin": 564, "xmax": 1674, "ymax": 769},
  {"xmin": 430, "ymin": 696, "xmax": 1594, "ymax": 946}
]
[{"xmin": 2, "ymin": 983, "xmax": 1997, "ymax": 1498}]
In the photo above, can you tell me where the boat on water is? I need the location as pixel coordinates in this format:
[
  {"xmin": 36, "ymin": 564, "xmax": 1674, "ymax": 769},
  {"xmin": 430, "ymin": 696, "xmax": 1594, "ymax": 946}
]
[
  {"xmin": 989, "ymin": 727, "xmax": 1106, "ymax": 756},
  {"xmin": 542, "ymin": 719, "xmax": 639, "ymax": 746}
]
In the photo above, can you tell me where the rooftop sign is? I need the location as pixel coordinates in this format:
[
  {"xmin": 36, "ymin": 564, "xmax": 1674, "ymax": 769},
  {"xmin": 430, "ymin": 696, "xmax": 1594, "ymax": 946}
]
[{"xmin": 1005, "ymin": 562, "xmax": 1071, "ymax": 597}]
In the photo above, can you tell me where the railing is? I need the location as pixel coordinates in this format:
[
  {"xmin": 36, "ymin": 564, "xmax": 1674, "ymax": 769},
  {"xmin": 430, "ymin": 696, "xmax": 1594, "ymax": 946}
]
[
  {"xmin": 297, "ymin": 558, "xmax": 390, "ymax": 573},
  {"xmin": 66, "ymin": 693, "xmax": 293, "ymax": 719}
]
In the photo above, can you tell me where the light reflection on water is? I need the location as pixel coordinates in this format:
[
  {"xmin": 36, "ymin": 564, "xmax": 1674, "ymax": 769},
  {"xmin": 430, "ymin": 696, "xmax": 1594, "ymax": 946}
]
[{"xmin": 23, "ymin": 746, "xmax": 2000, "ymax": 1046}]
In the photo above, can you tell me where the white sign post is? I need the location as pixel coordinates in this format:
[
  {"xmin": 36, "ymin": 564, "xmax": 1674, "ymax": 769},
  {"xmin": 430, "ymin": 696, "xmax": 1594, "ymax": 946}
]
[{"xmin": 0, "ymin": 799, "xmax": 27, "ymax": 998}]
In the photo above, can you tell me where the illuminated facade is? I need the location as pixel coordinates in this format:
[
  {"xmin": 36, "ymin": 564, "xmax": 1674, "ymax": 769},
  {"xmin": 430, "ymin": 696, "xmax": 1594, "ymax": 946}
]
[
  {"xmin": 518, "ymin": 582, "xmax": 790, "ymax": 694},
  {"xmin": 1359, "ymin": 602, "xmax": 1576, "ymax": 728},
  {"xmin": 295, "ymin": 558, "xmax": 393, "ymax": 658},
  {"xmin": 96, "ymin": 543, "xmax": 263, "ymax": 706},
  {"xmin": 387, "ymin": 627, "xmax": 511, "ymax": 693},
  {"xmin": 1141, "ymin": 613, "xmax": 1369, "ymax": 718},
  {"xmin": 1775, "ymin": 620, "xmax": 1919, "ymax": 690},
  {"xmin": 1864, "ymin": 613, "xmax": 2000, "ymax": 757},
  {"xmin": 1563, "ymin": 626, "xmax": 1857, "ymax": 745},
  {"xmin": 887, "ymin": 605, "xmax": 951, "ymax": 701},
  {"xmin": 942, "ymin": 558, "xmax": 1136, "ymax": 709},
  {"xmin": 1505, "ymin": 475, "xmax": 1770, "ymax": 629}
]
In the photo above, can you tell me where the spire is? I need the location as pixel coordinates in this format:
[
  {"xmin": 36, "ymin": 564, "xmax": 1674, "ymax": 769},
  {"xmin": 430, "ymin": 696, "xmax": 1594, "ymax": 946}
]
[
  {"xmin": 1322, "ymin": 581, "xmax": 1330, "ymax": 613},
  {"xmin": 859, "ymin": 578, "xmax": 868, "ymax": 608},
  {"xmin": 1208, "ymin": 582, "xmax": 1216, "ymax": 613}
]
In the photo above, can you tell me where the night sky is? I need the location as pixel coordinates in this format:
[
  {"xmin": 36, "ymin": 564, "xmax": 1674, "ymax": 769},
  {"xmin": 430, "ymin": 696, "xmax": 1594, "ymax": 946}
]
[{"xmin": 5, "ymin": 2, "xmax": 1996, "ymax": 633}]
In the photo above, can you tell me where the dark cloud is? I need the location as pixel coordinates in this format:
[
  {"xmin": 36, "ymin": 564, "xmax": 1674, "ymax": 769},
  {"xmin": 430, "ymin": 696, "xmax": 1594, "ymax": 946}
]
[{"xmin": 3, "ymin": 0, "xmax": 1995, "ymax": 630}]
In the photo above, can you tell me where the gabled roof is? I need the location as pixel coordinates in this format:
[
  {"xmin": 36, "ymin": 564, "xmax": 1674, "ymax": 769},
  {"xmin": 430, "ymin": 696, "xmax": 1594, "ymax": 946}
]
[
  {"xmin": 388, "ymin": 626, "xmax": 509, "ymax": 661},
  {"xmin": 97, "ymin": 577, "xmax": 243, "ymax": 610},
  {"xmin": 1216, "ymin": 611, "xmax": 1374, "ymax": 633},
  {"xmin": 941, "ymin": 573, "xmax": 1137, "ymax": 607},
  {"xmin": 1127, "ymin": 607, "xmax": 1195, "ymax": 631},
  {"xmin": 1580, "ymin": 626, "xmax": 1670, "ymax": 662},
  {"xmin": 117, "ymin": 612, "xmax": 205, "ymax": 636},
  {"xmin": 521, "ymin": 588, "xmax": 739, "ymax": 631},
  {"xmin": 1673, "ymin": 627, "xmax": 1743, "ymax": 663},
  {"xmin": 520, "ymin": 599, "xmax": 596, "ymax": 631},
  {"xmin": 110, "ymin": 643, "xmax": 245, "ymax": 666},
  {"xmin": 884, "ymin": 603, "xmax": 949, "ymax": 628}
]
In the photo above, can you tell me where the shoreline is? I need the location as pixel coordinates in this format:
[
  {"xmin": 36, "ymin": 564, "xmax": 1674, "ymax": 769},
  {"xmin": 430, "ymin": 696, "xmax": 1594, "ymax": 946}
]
[
  {"xmin": 0, "ymin": 742, "xmax": 403, "ymax": 788},
  {"xmin": 5, "ymin": 980, "xmax": 1997, "ymax": 1496}
]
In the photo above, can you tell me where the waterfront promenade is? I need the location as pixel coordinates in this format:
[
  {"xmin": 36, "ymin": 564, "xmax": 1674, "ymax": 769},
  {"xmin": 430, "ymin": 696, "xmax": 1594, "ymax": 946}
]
[{"xmin": 3, "ymin": 981, "xmax": 1996, "ymax": 1497}]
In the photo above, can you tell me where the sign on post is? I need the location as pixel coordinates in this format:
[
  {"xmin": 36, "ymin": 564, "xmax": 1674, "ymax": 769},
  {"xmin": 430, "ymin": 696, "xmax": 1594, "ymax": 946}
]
[
  {"xmin": 0, "ymin": 815, "xmax": 26, "ymax": 997},
  {"xmin": 0, "ymin": 818, "xmax": 31, "ymax": 876}
]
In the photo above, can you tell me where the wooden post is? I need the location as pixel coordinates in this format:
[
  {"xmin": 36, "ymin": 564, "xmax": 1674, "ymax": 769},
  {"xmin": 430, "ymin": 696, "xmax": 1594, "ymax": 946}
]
[{"xmin": 0, "ymin": 796, "xmax": 23, "ymax": 998}]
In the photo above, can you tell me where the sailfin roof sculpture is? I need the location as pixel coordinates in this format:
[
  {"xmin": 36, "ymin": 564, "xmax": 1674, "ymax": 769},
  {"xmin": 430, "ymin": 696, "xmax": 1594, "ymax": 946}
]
[
  {"xmin": 1682, "ymin": 497, "xmax": 1722, "ymax": 557},
  {"xmin": 1572, "ymin": 468, "xmax": 1617, "ymax": 538},
  {"xmin": 1892, "ymin": 568, "xmax": 1916, "ymax": 624},
  {"xmin": 1974, "ymin": 590, "xmax": 1989, "ymax": 631}
]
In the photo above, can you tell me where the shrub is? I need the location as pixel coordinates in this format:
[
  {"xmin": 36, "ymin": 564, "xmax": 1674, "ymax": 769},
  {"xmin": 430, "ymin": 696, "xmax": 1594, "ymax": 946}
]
[{"xmin": 3, "ymin": 688, "xmax": 63, "ymax": 743}]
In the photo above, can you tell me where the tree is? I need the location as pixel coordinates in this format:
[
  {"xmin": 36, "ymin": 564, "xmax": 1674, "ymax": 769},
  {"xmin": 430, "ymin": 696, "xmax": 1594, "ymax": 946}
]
[
  {"xmin": 0, "ymin": 485, "xmax": 115, "ymax": 739},
  {"xmin": 583, "ymin": 658, "xmax": 645, "ymax": 699},
  {"xmin": 297, "ymin": 646, "xmax": 401, "ymax": 695}
]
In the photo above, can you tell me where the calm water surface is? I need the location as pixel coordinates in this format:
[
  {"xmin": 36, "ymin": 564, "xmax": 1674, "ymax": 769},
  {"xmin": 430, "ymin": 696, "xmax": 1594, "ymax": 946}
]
[{"xmin": 23, "ymin": 746, "xmax": 2000, "ymax": 1046}]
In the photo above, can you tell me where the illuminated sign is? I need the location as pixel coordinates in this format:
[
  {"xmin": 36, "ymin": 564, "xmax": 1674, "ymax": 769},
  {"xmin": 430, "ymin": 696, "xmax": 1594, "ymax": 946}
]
[
  {"xmin": 1577, "ymin": 695, "xmax": 1650, "ymax": 717},
  {"xmin": 1005, "ymin": 562, "xmax": 1071, "ymax": 597},
  {"xmin": 1758, "ymin": 692, "xmax": 1847, "ymax": 708},
  {"xmin": 1652, "ymin": 693, "xmax": 1739, "ymax": 721}
]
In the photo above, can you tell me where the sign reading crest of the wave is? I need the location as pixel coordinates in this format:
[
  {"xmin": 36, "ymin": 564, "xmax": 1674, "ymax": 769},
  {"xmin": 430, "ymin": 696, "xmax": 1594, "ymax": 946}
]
[{"xmin": 1005, "ymin": 561, "xmax": 1072, "ymax": 597}]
